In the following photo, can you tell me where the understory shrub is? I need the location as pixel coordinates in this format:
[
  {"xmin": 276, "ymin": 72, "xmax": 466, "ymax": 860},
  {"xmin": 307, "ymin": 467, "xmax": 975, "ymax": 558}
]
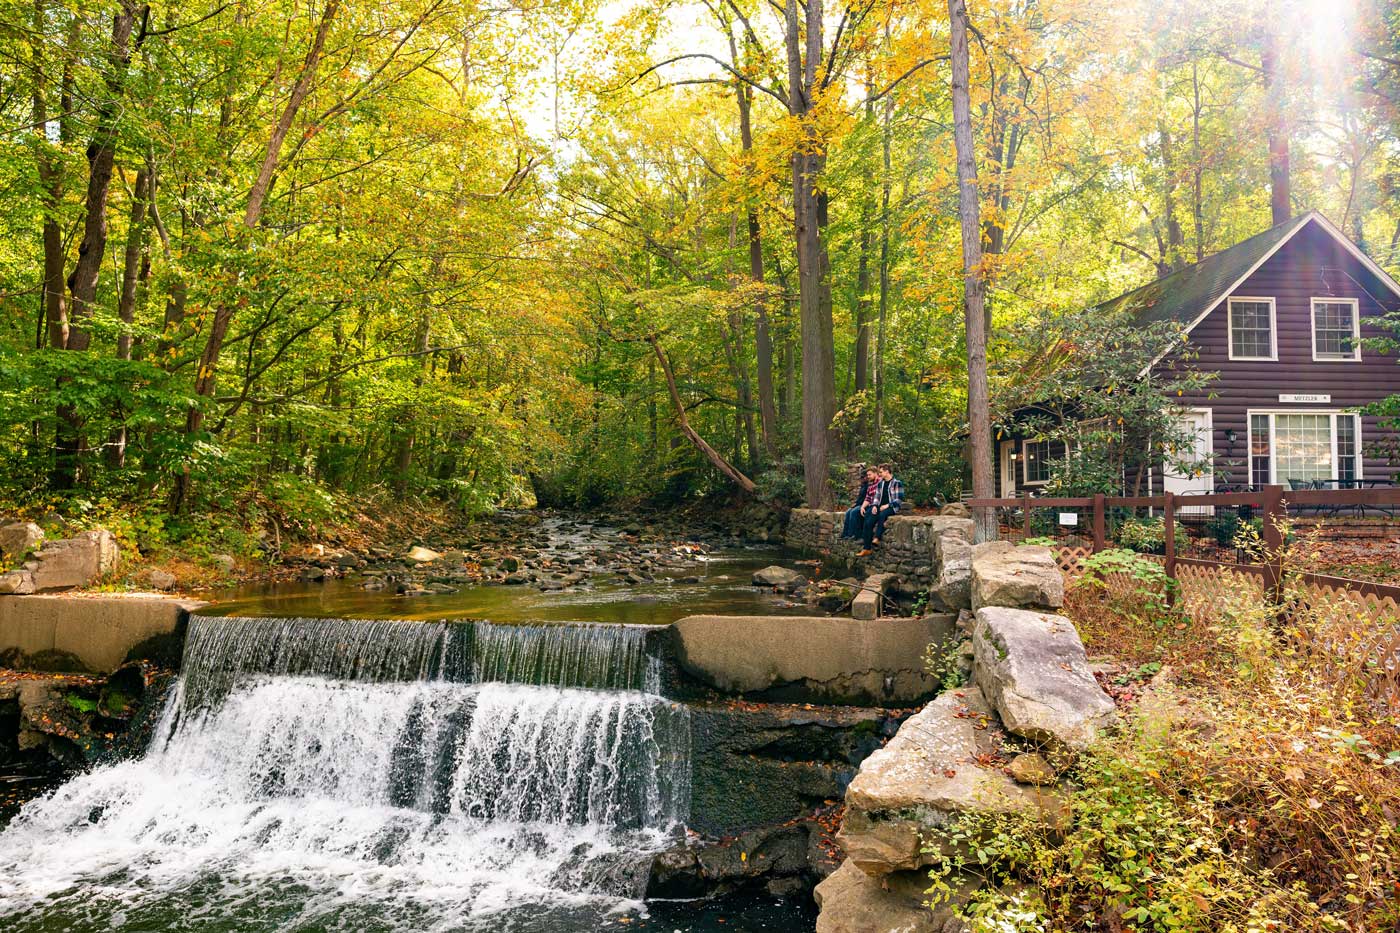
[
  {"xmin": 1044, "ymin": 541, "xmax": 1400, "ymax": 933},
  {"xmin": 1114, "ymin": 515, "xmax": 1188, "ymax": 555}
]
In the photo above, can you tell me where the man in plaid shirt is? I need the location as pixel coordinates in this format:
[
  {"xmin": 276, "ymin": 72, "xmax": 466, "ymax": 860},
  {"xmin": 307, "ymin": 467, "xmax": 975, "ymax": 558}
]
[{"xmin": 858, "ymin": 463, "xmax": 903, "ymax": 555}]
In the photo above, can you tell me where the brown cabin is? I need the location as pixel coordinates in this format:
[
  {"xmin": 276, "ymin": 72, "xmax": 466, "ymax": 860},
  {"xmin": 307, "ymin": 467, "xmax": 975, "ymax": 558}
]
[{"xmin": 998, "ymin": 212, "xmax": 1400, "ymax": 497}]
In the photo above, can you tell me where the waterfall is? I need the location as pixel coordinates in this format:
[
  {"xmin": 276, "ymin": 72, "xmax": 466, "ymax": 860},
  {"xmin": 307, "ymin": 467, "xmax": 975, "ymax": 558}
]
[
  {"xmin": 471, "ymin": 621, "xmax": 659, "ymax": 692},
  {"xmin": 0, "ymin": 616, "xmax": 690, "ymax": 931}
]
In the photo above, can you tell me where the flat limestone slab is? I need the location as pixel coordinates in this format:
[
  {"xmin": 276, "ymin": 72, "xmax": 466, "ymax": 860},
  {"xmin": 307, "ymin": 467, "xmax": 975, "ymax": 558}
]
[
  {"xmin": 671, "ymin": 614, "xmax": 954, "ymax": 706},
  {"xmin": 0, "ymin": 594, "xmax": 206, "ymax": 672}
]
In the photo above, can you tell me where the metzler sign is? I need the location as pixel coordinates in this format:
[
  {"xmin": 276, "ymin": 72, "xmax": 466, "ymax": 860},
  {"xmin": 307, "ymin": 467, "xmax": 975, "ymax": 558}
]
[{"xmin": 1278, "ymin": 393, "xmax": 1331, "ymax": 404}]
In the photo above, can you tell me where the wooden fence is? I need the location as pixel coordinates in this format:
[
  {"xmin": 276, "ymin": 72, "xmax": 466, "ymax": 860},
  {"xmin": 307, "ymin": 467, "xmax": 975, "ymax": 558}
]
[
  {"xmin": 966, "ymin": 485, "xmax": 1400, "ymax": 602},
  {"xmin": 966, "ymin": 486, "xmax": 1400, "ymax": 713}
]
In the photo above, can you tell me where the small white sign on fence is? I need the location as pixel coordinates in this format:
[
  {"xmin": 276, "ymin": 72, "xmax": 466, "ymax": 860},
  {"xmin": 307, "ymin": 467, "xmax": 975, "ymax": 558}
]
[{"xmin": 1059, "ymin": 512, "xmax": 1079, "ymax": 526}]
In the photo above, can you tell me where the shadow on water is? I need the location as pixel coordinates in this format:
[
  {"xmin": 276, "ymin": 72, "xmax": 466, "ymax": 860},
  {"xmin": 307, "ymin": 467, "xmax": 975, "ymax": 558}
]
[{"xmin": 206, "ymin": 549, "xmax": 818, "ymax": 626}]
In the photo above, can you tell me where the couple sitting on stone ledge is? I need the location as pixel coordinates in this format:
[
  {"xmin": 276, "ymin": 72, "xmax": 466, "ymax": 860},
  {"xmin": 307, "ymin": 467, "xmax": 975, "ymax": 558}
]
[{"xmin": 840, "ymin": 464, "xmax": 903, "ymax": 556}]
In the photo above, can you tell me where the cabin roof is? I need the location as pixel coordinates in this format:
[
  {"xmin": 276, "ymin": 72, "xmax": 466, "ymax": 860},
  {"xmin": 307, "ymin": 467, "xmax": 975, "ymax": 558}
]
[{"xmin": 1096, "ymin": 213, "xmax": 1314, "ymax": 327}]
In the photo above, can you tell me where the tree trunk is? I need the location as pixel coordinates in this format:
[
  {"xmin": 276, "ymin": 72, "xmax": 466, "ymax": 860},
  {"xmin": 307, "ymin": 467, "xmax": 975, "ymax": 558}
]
[
  {"xmin": 647, "ymin": 335, "xmax": 756, "ymax": 494},
  {"xmin": 948, "ymin": 0, "xmax": 996, "ymax": 542},
  {"xmin": 171, "ymin": 0, "xmax": 339, "ymax": 512},
  {"xmin": 732, "ymin": 62, "xmax": 778, "ymax": 457},
  {"xmin": 1260, "ymin": 30, "xmax": 1291, "ymax": 225},
  {"xmin": 1191, "ymin": 62, "xmax": 1205, "ymax": 262},
  {"xmin": 1159, "ymin": 121, "xmax": 1185, "ymax": 272},
  {"xmin": 108, "ymin": 167, "xmax": 150, "ymax": 468},
  {"xmin": 874, "ymin": 72, "xmax": 892, "ymax": 439},
  {"xmin": 55, "ymin": 0, "xmax": 143, "ymax": 487},
  {"xmin": 785, "ymin": 0, "xmax": 836, "ymax": 508}
]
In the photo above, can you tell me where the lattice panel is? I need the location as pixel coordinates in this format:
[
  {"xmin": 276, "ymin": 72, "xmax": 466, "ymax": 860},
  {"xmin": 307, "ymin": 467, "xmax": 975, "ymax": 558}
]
[
  {"xmin": 1055, "ymin": 546, "xmax": 1091, "ymax": 577},
  {"xmin": 1289, "ymin": 581, "xmax": 1400, "ymax": 715},
  {"xmin": 1174, "ymin": 563, "xmax": 1266, "ymax": 627}
]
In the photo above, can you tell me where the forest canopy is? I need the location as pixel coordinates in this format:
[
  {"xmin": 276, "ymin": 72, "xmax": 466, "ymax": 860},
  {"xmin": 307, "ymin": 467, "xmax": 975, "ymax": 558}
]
[{"xmin": 0, "ymin": 0, "xmax": 1397, "ymax": 525}]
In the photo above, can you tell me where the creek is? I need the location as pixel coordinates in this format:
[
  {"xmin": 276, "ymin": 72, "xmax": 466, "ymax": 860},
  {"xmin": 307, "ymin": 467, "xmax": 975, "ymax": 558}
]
[{"xmin": 0, "ymin": 523, "xmax": 824, "ymax": 931}]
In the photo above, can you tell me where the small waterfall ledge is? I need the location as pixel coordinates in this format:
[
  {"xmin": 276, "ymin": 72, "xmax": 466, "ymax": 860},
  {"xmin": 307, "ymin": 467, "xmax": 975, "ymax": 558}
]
[{"xmin": 0, "ymin": 614, "xmax": 691, "ymax": 930}]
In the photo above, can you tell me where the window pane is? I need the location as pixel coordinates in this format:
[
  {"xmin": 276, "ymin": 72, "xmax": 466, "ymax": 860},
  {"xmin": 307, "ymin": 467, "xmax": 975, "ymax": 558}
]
[
  {"xmin": 1313, "ymin": 301, "xmax": 1357, "ymax": 359},
  {"xmin": 1251, "ymin": 414, "xmax": 1271, "ymax": 487},
  {"xmin": 1337, "ymin": 414, "xmax": 1357, "ymax": 482},
  {"xmin": 1275, "ymin": 414, "xmax": 1332, "ymax": 482},
  {"xmin": 1231, "ymin": 300, "xmax": 1273, "ymax": 358},
  {"xmin": 1025, "ymin": 440, "xmax": 1050, "ymax": 483}
]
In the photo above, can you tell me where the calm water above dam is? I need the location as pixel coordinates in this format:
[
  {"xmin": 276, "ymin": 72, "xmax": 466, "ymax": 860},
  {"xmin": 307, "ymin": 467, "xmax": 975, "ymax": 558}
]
[{"xmin": 209, "ymin": 548, "xmax": 814, "ymax": 625}]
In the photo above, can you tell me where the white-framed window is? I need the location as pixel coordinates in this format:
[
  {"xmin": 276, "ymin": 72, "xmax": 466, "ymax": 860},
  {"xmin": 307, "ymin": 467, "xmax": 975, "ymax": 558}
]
[
  {"xmin": 1228, "ymin": 297, "xmax": 1278, "ymax": 360},
  {"xmin": 1311, "ymin": 297, "xmax": 1361, "ymax": 361},
  {"xmin": 1022, "ymin": 439, "xmax": 1067, "ymax": 486},
  {"xmin": 1247, "ymin": 410, "xmax": 1362, "ymax": 487}
]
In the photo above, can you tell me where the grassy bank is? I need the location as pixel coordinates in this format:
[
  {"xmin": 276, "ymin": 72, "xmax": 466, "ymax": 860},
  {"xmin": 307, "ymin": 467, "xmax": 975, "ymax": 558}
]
[{"xmin": 928, "ymin": 550, "xmax": 1400, "ymax": 932}]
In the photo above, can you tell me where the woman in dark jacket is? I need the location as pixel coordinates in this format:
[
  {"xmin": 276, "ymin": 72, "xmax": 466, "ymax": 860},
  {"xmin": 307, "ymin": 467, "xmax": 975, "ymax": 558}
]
[{"xmin": 841, "ymin": 468, "xmax": 879, "ymax": 539}]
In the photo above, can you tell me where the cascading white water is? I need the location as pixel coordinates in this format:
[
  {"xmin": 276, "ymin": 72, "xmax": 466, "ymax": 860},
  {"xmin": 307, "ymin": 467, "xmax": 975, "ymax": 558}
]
[{"xmin": 0, "ymin": 617, "xmax": 690, "ymax": 932}]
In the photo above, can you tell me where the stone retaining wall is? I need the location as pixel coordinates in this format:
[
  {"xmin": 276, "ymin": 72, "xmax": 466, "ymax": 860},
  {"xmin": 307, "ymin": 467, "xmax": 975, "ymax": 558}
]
[{"xmin": 786, "ymin": 508, "xmax": 974, "ymax": 593}]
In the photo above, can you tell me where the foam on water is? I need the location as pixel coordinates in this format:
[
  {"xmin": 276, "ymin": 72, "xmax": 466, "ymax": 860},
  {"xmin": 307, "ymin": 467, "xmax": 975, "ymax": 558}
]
[{"xmin": 0, "ymin": 617, "xmax": 691, "ymax": 932}]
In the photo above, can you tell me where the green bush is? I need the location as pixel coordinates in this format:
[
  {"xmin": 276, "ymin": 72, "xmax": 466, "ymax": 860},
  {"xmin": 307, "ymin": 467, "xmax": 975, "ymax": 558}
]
[
  {"xmin": 923, "ymin": 736, "xmax": 1324, "ymax": 933},
  {"xmin": 1114, "ymin": 515, "xmax": 1187, "ymax": 555}
]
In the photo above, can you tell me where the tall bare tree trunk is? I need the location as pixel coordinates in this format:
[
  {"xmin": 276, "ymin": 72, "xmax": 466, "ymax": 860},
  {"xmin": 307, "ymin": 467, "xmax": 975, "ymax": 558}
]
[
  {"xmin": 1191, "ymin": 62, "xmax": 1205, "ymax": 262},
  {"xmin": 784, "ymin": 0, "xmax": 836, "ymax": 508},
  {"xmin": 948, "ymin": 0, "xmax": 996, "ymax": 542},
  {"xmin": 108, "ymin": 167, "xmax": 150, "ymax": 468},
  {"xmin": 1159, "ymin": 121, "xmax": 1185, "ymax": 272},
  {"xmin": 731, "ymin": 55, "xmax": 778, "ymax": 457},
  {"xmin": 874, "ymin": 67, "xmax": 892, "ymax": 439},
  {"xmin": 171, "ymin": 0, "xmax": 339, "ymax": 512},
  {"xmin": 55, "ymin": 0, "xmax": 144, "ymax": 487},
  {"xmin": 1260, "ymin": 25, "xmax": 1291, "ymax": 225}
]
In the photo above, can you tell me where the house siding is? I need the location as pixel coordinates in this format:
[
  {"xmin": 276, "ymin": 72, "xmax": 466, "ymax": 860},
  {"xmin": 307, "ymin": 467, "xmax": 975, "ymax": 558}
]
[{"xmin": 1153, "ymin": 223, "xmax": 1400, "ymax": 492}]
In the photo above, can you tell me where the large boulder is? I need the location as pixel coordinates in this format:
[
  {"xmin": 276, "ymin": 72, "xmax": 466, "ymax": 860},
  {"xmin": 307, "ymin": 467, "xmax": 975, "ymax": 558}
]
[
  {"xmin": 837, "ymin": 685, "xmax": 1064, "ymax": 875},
  {"xmin": 933, "ymin": 534, "xmax": 973, "ymax": 611},
  {"xmin": 406, "ymin": 545, "xmax": 442, "ymax": 563},
  {"xmin": 30, "ymin": 529, "xmax": 120, "ymax": 592},
  {"xmin": 815, "ymin": 861, "xmax": 969, "ymax": 933},
  {"xmin": 752, "ymin": 565, "xmax": 806, "ymax": 589},
  {"xmin": 972, "ymin": 607, "xmax": 1116, "ymax": 752},
  {"xmin": 0, "ymin": 522, "xmax": 44, "ymax": 563},
  {"xmin": 970, "ymin": 543, "xmax": 1062, "ymax": 611},
  {"xmin": 672, "ymin": 614, "xmax": 954, "ymax": 707}
]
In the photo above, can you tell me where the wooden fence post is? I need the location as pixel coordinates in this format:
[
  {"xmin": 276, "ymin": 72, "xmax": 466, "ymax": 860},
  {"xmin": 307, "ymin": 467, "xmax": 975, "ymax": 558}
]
[
  {"xmin": 1163, "ymin": 491, "xmax": 1176, "ymax": 605},
  {"xmin": 1262, "ymin": 484, "xmax": 1286, "ymax": 607},
  {"xmin": 1092, "ymin": 494, "xmax": 1106, "ymax": 552},
  {"xmin": 1022, "ymin": 493, "xmax": 1032, "ymax": 539}
]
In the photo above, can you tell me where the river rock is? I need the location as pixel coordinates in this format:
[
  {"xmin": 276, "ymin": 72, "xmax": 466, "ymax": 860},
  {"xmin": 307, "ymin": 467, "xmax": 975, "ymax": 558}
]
[
  {"xmin": 972, "ymin": 607, "xmax": 1116, "ymax": 752},
  {"xmin": 1007, "ymin": 752, "xmax": 1057, "ymax": 786},
  {"xmin": 814, "ymin": 862, "xmax": 968, "ymax": 933},
  {"xmin": 148, "ymin": 570, "xmax": 177, "ymax": 591},
  {"xmin": 838, "ymin": 686, "xmax": 1062, "ymax": 875},
  {"xmin": 970, "ymin": 543, "xmax": 1062, "ymax": 611},
  {"xmin": 211, "ymin": 553, "xmax": 237, "ymax": 573},
  {"xmin": 0, "ymin": 522, "xmax": 44, "ymax": 562},
  {"xmin": 752, "ymin": 565, "xmax": 806, "ymax": 589},
  {"xmin": 0, "ymin": 570, "xmax": 35, "ymax": 595},
  {"xmin": 406, "ymin": 545, "xmax": 442, "ymax": 563},
  {"xmin": 29, "ymin": 529, "xmax": 120, "ymax": 591}
]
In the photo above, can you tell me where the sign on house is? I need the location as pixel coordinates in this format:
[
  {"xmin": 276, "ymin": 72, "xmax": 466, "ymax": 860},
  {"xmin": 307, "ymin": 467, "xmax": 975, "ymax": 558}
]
[{"xmin": 1278, "ymin": 393, "xmax": 1331, "ymax": 404}]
